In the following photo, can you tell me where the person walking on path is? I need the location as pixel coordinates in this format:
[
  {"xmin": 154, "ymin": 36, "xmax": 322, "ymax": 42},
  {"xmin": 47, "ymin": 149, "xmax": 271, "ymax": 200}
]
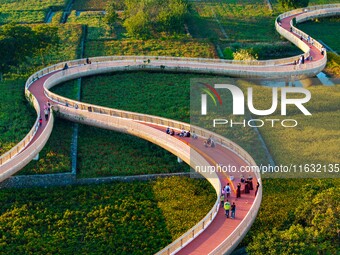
[
  {"xmin": 224, "ymin": 200, "xmax": 231, "ymax": 218},
  {"xmin": 255, "ymin": 181, "xmax": 260, "ymax": 196},
  {"xmin": 220, "ymin": 193, "xmax": 225, "ymax": 208},
  {"xmin": 47, "ymin": 101, "xmax": 51, "ymax": 112},
  {"xmin": 44, "ymin": 108, "xmax": 49, "ymax": 121},
  {"xmin": 224, "ymin": 183, "xmax": 231, "ymax": 198},
  {"xmin": 231, "ymin": 202, "xmax": 236, "ymax": 219},
  {"xmin": 237, "ymin": 183, "xmax": 241, "ymax": 198}
]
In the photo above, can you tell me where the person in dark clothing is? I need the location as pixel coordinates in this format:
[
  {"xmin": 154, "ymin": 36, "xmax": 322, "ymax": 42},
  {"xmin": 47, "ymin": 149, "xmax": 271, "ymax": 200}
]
[
  {"xmin": 237, "ymin": 183, "xmax": 241, "ymax": 198},
  {"xmin": 255, "ymin": 181, "xmax": 260, "ymax": 196},
  {"xmin": 231, "ymin": 202, "xmax": 236, "ymax": 219},
  {"xmin": 44, "ymin": 108, "xmax": 49, "ymax": 121},
  {"xmin": 245, "ymin": 182, "xmax": 250, "ymax": 194}
]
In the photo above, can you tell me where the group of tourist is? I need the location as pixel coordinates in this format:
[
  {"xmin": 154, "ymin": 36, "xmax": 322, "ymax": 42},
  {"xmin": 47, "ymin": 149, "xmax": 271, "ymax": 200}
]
[
  {"xmin": 220, "ymin": 183, "xmax": 236, "ymax": 218},
  {"xmin": 294, "ymin": 55, "xmax": 305, "ymax": 68},
  {"xmin": 220, "ymin": 178, "xmax": 260, "ymax": 219},
  {"xmin": 39, "ymin": 101, "xmax": 51, "ymax": 126},
  {"xmin": 204, "ymin": 136, "xmax": 215, "ymax": 148},
  {"xmin": 166, "ymin": 127, "xmax": 191, "ymax": 137}
]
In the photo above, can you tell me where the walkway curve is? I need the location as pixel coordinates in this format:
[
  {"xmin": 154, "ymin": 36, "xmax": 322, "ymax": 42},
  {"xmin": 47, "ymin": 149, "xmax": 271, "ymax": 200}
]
[{"xmin": 0, "ymin": 4, "xmax": 339, "ymax": 255}]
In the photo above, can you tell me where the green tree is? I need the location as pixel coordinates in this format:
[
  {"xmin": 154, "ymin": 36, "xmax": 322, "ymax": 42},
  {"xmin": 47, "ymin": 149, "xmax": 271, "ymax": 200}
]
[
  {"xmin": 105, "ymin": 1, "xmax": 118, "ymax": 28},
  {"xmin": 233, "ymin": 49, "xmax": 258, "ymax": 61},
  {"xmin": 124, "ymin": 10, "xmax": 150, "ymax": 39},
  {"xmin": 32, "ymin": 25, "xmax": 59, "ymax": 66},
  {"xmin": 278, "ymin": 0, "xmax": 309, "ymax": 9},
  {"xmin": 247, "ymin": 184, "xmax": 340, "ymax": 254},
  {"xmin": 123, "ymin": 0, "xmax": 189, "ymax": 38},
  {"xmin": 0, "ymin": 24, "xmax": 59, "ymax": 78},
  {"xmin": 0, "ymin": 24, "xmax": 36, "ymax": 72}
]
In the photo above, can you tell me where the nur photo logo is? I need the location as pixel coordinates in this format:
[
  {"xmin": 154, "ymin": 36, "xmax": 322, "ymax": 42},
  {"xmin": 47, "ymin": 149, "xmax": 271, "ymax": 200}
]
[{"xmin": 195, "ymin": 81, "xmax": 312, "ymax": 128}]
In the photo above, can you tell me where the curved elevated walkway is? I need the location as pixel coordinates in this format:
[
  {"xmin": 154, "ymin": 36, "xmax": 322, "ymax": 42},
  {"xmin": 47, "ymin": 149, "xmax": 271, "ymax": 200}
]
[{"xmin": 1, "ymin": 5, "xmax": 339, "ymax": 255}]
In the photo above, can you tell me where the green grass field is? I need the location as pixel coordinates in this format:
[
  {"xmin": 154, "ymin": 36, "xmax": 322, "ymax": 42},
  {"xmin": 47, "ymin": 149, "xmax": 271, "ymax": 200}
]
[
  {"xmin": 243, "ymin": 178, "xmax": 340, "ymax": 251},
  {"xmin": 85, "ymin": 38, "xmax": 217, "ymax": 58},
  {"xmin": 67, "ymin": 11, "xmax": 115, "ymax": 40},
  {"xmin": 0, "ymin": 176, "xmax": 216, "ymax": 255},
  {"xmin": 78, "ymin": 72, "xmax": 269, "ymax": 167},
  {"xmin": 189, "ymin": 1, "xmax": 275, "ymax": 42},
  {"xmin": 0, "ymin": 80, "xmax": 35, "ymax": 155},
  {"xmin": 19, "ymin": 119, "xmax": 73, "ymax": 175},
  {"xmin": 298, "ymin": 17, "xmax": 340, "ymax": 53},
  {"xmin": 234, "ymin": 82, "xmax": 340, "ymax": 178},
  {"xmin": 77, "ymin": 124, "xmax": 189, "ymax": 178},
  {"xmin": 0, "ymin": 11, "xmax": 46, "ymax": 24},
  {"xmin": 72, "ymin": 0, "xmax": 110, "ymax": 10},
  {"xmin": 0, "ymin": 0, "xmax": 67, "ymax": 11}
]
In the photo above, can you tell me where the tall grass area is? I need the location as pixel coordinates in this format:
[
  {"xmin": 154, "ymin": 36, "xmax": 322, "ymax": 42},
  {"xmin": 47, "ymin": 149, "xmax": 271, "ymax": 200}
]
[
  {"xmin": 236, "ymin": 82, "xmax": 340, "ymax": 251},
  {"xmin": 4, "ymin": 24, "xmax": 82, "ymax": 80},
  {"xmin": 242, "ymin": 178, "xmax": 340, "ymax": 252},
  {"xmin": 85, "ymin": 39, "xmax": 217, "ymax": 58},
  {"xmin": 0, "ymin": 11, "xmax": 46, "ymax": 24},
  {"xmin": 297, "ymin": 17, "xmax": 340, "ymax": 53},
  {"xmin": 249, "ymin": 84, "xmax": 340, "ymax": 172},
  {"xmin": 19, "ymin": 119, "xmax": 74, "ymax": 175},
  {"xmin": 67, "ymin": 11, "xmax": 115, "ymax": 40},
  {"xmin": 72, "ymin": 0, "xmax": 110, "ymax": 10},
  {"xmin": 0, "ymin": 0, "xmax": 69, "ymax": 24},
  {"xmin": 77, "ymin": 125, "xmax": 189, "ymax": 178},
  {"xmin": 325, "ymin": 52, "xmax": 340, "ymax": 77},
  {"xmin": 74, "ymin": 72, "xmax": 269, "ymax": 173},
  {"xmin": 0, "ymin": 0, "xmax": 67, "ymax": 11},
  {"xmin": 0, "ymin": 176, "xmax": 216, "ymax": 255},
  {"xmin": 188, "ymin": 1, "xmax": 276, "ymax": 42},
  {"xmin": 297, "ymin": 17, "xmax": 340, "ymax": 77},
  {"xmin": 0, "ymin": 80, "xmax": 35, "ymax": 155}
]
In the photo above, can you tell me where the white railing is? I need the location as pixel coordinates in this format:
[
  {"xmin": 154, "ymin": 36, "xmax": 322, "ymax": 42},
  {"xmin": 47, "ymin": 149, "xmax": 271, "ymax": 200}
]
[
  {"xmin": 0, "ymin": 90, "xmax": 40, "ymax": 166},
  {"xmin": 0, "ymin": 112, "xmax": 54, "ymax": 182}
]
